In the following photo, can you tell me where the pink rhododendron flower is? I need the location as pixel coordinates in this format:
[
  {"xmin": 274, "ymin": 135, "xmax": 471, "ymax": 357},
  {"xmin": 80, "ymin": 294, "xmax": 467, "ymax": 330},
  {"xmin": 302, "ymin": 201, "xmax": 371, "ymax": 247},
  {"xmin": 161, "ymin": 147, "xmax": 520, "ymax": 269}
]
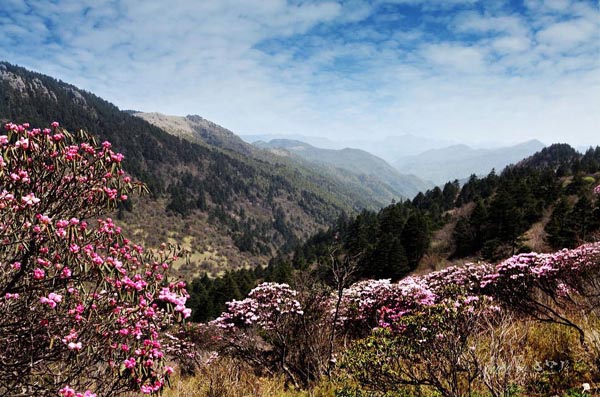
[
  {"xmin": 0, "ymin": 123, "xmax": 195, "ymax": 395},
  {"xmin": 68, "ymin": 342, "xmax": 82, "ymax": 350},
  {"xmin": 33, "ymin": 268, "xmax": 45, "ymax": 279},
  {"xmin": 124, "ymin": 357, "xmax": 136, "ymax": 369},
  {"xmin": 21, "ymin": 193, "xmax": 40, "ymax": 206}
]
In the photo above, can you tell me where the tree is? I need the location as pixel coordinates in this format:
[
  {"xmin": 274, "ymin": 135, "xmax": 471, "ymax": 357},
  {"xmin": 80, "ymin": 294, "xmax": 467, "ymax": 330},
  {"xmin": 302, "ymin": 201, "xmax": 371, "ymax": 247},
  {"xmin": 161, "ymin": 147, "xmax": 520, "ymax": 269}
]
[
  {"xmin": 401, "ymin": 212, "xmax": 430, "ymax": 269},
  {"xmin": 442, "ymin": 180, "xmax": 459, "ymax": 210},
  {"xmin": 0, "ymin": 122, "xmax": 190, "ymax": 396},
  {"xmin": 545, "ymin": 199, "xmax": 576, "ymax": 249},
  {"xmin": 452, "ymin": 199, "xmax": 487, "ymax": 258},
  {"xmin": 452, "ymin": 217, "xmax": 475, "ymax": 257},
  {"xmin": 572, "ymin": 195, "xmax": 594, "ymax": 242},
  {"xmin": 486, "ymin": 186, "xmax": 526, "ymax": 257}
]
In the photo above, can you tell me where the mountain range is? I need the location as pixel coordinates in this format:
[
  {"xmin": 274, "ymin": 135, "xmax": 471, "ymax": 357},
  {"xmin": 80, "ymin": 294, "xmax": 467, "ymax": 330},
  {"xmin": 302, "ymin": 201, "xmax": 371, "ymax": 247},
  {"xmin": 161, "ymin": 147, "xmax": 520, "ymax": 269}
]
[
  {"xmin": 243, "ymin": 134, "xmax": 455, "ymax": 162},
  {"xmin": 254, "ymin": 138, "xmax": 432, "ymax": 199},
  {"xmin": 393, "ymin": 140, "xmax": 546, "ymax": 185},
  {"xmin": 241, "ymin": 133, "xmax": 340, "ymax": 150}
]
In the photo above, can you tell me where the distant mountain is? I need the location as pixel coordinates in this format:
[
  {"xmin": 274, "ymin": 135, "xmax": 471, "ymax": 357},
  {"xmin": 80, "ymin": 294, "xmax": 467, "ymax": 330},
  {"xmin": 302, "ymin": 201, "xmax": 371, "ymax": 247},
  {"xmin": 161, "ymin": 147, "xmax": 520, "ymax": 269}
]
[
  {"xmin": 243, "ymin": 133, "xmax": 455, "ymax": 161},
  {"xmin": 394, "ymin": 140, "xmax": 546, "ymax": 185},
  {"xmin": 241, "ymin": 133, "xmax": 340, "ymax": 150},
  {"xmin": 348, "ymin": 134, "xmax": 455, "ymax": 162},
  {"xmin": 254, "ymin": 139, "xmax": 433, "ymax": 200}
]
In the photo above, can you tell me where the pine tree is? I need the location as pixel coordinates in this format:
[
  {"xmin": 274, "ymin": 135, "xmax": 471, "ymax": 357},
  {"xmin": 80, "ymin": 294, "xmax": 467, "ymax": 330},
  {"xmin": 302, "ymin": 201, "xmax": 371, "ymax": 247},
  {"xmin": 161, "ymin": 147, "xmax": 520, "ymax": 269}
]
[
  {"xmin": 572, "ymin": 195, "xmax": 594, "ymax": 243},
  {"xmin": 368, "ymin": 236, "xmax": 409, "ymax": 280},
  {"xmin": 452, "ymin": 218, "xmax": 474, "ymax": 257},
  {"xmin": 401, "ymin": 213, "xmax": 430, "ymax": 270},
  {"xmin": 545, "ymin": 199, "xmax": 576, "ymax": 249},
  {"xmin": 442, "ymin": 181, "xmax": 459, "ymax": 210}
]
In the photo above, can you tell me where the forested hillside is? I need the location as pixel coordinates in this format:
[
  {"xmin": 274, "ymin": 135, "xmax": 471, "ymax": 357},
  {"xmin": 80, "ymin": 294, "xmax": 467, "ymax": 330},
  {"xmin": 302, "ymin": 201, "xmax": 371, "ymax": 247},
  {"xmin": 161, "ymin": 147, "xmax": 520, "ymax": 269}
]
[{"xmin": 188, "ymin": 143, "xmax": 600, "ymax": 321}]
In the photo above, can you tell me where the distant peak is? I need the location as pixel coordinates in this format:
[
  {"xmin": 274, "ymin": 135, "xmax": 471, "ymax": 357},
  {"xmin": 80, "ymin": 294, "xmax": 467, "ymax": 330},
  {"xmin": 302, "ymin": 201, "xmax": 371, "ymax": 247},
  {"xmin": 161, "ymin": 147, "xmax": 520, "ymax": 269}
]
[
  {"xmin": 446, "ymin": 144, "xmax": 472, "ymax": 150},
  {"xmin": 517, "ymin": 138, "xmax": 545, "ymax": 147},
  {"xmin": 185, "ymin": 114, "xmax": 205, "ymax": 121},
  {"xmin": 268, "ymin": 138, "xmax": 314, "ymax": 149}
]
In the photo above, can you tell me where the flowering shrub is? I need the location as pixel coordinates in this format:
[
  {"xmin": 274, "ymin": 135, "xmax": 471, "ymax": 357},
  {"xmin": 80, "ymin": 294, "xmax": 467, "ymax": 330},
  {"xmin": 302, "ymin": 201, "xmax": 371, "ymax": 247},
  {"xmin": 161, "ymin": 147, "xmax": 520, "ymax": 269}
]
[
  {"xmin": 212, "ymin": 282, "xmax": 303, "ymax": 331},
  {"xmin": 338, "ymin": 239, "xmax": 600, "ymax": 396},
  {"xmin": 479, "ymin": 242, "xmax": 600, "ymax": 344},
  {"xmin": 0, "ymin": 123, "xmax": 190, "ymax": 396},
  {"xmin": 163, "ymin": 323, "xmax": 223, "ymax": 376},
  {"xmin": 344, "ymin": 293, "xmax": 500, "ymax": 397},
  {"xmin": 211, "ymin": 280, "xmax": 332, "ymax": 388},
  {"xmin": 335, "ymin": 241, "xmax": 600, "ymax": 341},
  {"xmin": 336, "ymin": 277, "xmax": 439, "ymax": 335}
]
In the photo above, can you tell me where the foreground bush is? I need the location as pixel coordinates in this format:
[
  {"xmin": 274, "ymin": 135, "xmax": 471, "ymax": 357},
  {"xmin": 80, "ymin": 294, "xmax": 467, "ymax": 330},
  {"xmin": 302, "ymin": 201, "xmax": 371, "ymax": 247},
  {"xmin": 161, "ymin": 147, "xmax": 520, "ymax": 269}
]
[
  {"xmin": 0, "ymin": 123, "xmax": 190, "ymax": 396},
  {"xmin": 211, "ymin": 277, "xmax": 333, "ymax": 389}
]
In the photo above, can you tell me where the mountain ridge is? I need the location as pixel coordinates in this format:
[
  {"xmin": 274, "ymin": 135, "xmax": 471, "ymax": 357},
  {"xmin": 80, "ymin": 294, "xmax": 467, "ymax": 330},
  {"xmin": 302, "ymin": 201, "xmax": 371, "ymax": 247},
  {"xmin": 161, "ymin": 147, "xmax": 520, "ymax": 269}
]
[{"xmin": 394, "ymin": 139, "xmax": 546, "ymax": 184}]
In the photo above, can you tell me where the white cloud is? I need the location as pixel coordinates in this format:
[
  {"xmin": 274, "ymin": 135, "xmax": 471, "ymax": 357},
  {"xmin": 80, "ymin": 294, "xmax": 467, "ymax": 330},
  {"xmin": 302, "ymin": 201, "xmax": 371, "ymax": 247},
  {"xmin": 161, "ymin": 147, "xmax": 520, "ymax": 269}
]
[
  {"xmin": 536, "ymin": 18, "xmax": 597, "ymax": 52},
  {"xmin": 544, "ymin": 0, "xmax": 571, "ymax": 11},
  {"xmin": 453, "ymin": 12, "xmax": 529, "ymax": 37},
  {"xmin": 492, "ymin": 35, "xmax": 531, "ymax": 53},
  {"xmin": 379, "ymin": 0, "xmax": 479, "ymax": 9},
  {"xmin": 525, "ymin": 0, "xmax": 572, "ymax": 13},
  {"xmin": 421, "ymin": 43, "xmax": 487, "ymax": 73},
  {"xmin": 0, "ymin": 0, "xmax": 598, "ymax": 148}
]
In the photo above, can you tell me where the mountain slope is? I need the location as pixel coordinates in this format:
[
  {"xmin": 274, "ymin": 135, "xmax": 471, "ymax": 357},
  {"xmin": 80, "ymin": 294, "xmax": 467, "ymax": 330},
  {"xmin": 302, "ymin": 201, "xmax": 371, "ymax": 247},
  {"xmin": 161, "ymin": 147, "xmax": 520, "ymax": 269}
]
[
  {"xmin": 281, "ymin": 142, "xmax": 600, "ymax": 276},
  {"xmin": 394, "ymin": 140, "xmax": 546, "ymax": 185},
  {"xmin": 0, "ymin": 61, "xmax": 382, "ymax": 277},
  {"xmin": 255, "ymin": 139, "xmax": 432, "ymax": 199},
  {"xmin": 516, "ymin": 143, "xmax": 579, "ymax": 170}
]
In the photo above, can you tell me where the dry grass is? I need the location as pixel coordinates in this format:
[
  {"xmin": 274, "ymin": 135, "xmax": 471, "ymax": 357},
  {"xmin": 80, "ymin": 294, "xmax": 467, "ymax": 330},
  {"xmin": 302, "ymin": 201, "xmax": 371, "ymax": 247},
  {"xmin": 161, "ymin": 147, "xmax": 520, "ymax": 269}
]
[
  {"xmin": 163, "ymin": 313, "xmax": 600, "ymax": 397},
  {"xmin": 114, "ymin": 198, "xmax": 268, "ymax": 279},
  {"xmin": 163, "ymin": 359, "xmax": 337, "ymax": 397}
]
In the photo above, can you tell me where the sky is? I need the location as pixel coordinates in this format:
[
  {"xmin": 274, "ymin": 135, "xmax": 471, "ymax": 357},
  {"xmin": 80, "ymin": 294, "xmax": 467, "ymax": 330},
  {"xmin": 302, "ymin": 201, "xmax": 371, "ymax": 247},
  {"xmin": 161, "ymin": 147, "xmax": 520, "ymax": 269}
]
[{"xmin": 0, "ymin": 0, "xmax": 599, "ymax": 147}]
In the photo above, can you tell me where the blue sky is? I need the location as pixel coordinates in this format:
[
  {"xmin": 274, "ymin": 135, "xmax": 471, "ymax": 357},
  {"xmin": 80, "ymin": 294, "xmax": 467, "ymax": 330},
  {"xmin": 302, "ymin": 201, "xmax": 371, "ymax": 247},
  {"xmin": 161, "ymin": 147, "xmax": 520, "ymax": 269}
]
[{"xmin": 0, "ymin": 0, "xmax": 598, "ymax": 147}]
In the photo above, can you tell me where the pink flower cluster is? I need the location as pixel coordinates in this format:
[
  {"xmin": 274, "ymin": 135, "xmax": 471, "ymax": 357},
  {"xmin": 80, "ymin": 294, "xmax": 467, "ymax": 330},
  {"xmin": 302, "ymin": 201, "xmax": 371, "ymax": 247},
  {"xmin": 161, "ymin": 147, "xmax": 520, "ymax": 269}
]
[
  {"xmin": 336, "ymin": 277, "xmax": 439, "ymax": 331},
  {"xmin": 481, "ymin": 242, "xmax": 600, "ymax": 292},
  {"xmin": 158, "ymin": 284, "xmax": 192, "ymax": 319},
  {"xmin": 40, "ymin": 292, "xmax": 63, "ymax": 309},
  {"xmin": 58, "ymin": 386, "xmax": 96, "ymax": 397},
  {"xmin": 212, "ymin": 283, "xmax": 303, "ymax": 331}
]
